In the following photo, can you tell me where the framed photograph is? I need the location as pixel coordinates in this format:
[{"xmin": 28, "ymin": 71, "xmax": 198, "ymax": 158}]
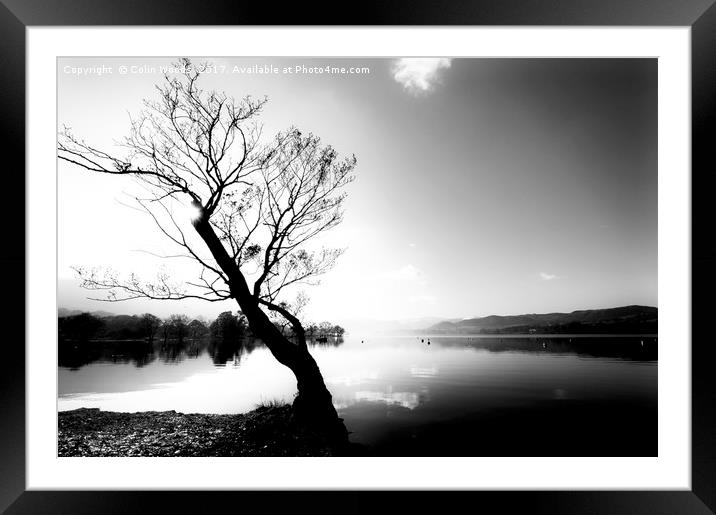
[{"xmin": 4, "ymin": 0, "xmax": 715, "ymax": 513}]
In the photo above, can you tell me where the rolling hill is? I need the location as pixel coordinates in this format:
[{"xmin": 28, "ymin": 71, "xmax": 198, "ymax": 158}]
[{"xmin": 425, "ymin": 305, "xmax": 657, "ymax": 335}]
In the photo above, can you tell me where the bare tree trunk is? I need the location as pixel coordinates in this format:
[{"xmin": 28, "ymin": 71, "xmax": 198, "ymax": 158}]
[
  {"xmin": 238, "ymin": 298, "xmax": 347, "ymax": 439},
  {"xmin": 193, "ymin": 216, "xmax": 348, "ymax": 443},
  {"xmin": 291, "ymin": 351, "xmax": 348, "ymax": 436}
]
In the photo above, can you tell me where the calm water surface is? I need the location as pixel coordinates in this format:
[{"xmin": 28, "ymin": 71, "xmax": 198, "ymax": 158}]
[{"xmin": 59, "ymin": 335, "xmax": 657, "ymax": 455}]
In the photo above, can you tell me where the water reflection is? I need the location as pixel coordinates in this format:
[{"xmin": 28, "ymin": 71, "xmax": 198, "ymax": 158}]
[
  {"xmin": 59, "ymin": 340, "xmax": 157, "ymax": 370},
  {"xmin": 409, "ymin": 366, "xmax": 438, "ymax": 378},
  {"xmin": 427, "ymin": 335, "xmax": 657, "ymax": 361},
  {"xmin": 59, "ymin": 335, "xmax": 656, "ymax": 455},
  {"xmin": 59, "ymin": 335, "xmax": 345, "ymax": 369},
  {"xmin": 207, "ymin": 337, "xmax": 246, "ymax": 367},
  {"xmin": 354, "ymin": 390, "xmax": 421, "ymax": 409}
]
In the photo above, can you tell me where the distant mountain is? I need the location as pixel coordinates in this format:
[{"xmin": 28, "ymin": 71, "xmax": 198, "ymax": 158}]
[
  {"xmin": 342, "ymin": 316, "xmax": 459, "ymax": 335},
  {"xmin": 425, "ymin": 305, "xmax": 657, "ymax": 335},
  {"xmin": 58, "ymin": 308, "xmax": 117, "ymax": 319}
]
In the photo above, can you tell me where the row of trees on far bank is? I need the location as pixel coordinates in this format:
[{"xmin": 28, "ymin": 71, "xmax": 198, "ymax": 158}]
[
  {"xmin": 58, "ymin": 310, "xmax": 344, "ymax": 344},
  {"xmin": 305, "ymin": 322, "xmax": 345, "ymax": 338}
]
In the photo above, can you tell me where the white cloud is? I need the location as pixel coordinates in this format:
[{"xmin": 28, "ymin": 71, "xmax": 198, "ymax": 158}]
[
  {"xmin": 391, "ymin": 58, "xmax": 452, "ymax": 95},
  {"xmin": 540, "ymin": 272, "xmax": 558, "ymax": 281}
]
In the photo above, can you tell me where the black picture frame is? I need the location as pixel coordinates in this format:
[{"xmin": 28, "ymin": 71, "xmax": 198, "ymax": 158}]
[{"xmin": 2, "ymin": 1, "xmax": 714, "ymax": 513}]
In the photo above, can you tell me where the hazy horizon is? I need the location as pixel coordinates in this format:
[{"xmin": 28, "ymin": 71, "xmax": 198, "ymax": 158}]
[
  {"xmin": 57, "ymin": 300, "xmax": 657, "ymax": 324},
  {"xmin": 58, "ymin": 57, "xmax": 657, "ymax": 324}
]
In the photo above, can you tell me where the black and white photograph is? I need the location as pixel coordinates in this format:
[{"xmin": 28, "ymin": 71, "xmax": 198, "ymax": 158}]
[{"xmin": 56, "ymin": 56, "xmax": 658, "ymax": 458}]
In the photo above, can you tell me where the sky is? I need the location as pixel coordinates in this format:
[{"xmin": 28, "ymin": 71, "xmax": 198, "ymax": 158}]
[{"xmin": 57, "ymin": 57, "xmax": 657, "ymax": 325}]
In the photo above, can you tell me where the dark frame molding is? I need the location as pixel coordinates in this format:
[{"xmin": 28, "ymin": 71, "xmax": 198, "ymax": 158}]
[{"xmin": 2, "ymin": 1, "xmax": 714, "ymax": 513}]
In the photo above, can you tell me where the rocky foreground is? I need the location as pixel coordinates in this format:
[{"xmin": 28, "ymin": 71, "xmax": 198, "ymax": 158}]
[{"xmin": 58, "ymin": 406, "xmax": 350, "ymax": 457}]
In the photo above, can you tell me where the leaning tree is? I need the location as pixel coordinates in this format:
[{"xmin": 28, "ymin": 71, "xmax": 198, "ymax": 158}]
[{"xmin": 58, "ymin": 59, "xmax": 356, "ymax": 439}]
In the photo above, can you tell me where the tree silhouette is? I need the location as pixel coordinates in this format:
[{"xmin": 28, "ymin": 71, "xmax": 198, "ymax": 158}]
[
  {"xmin": 140, "ymin": 313, "xmax": 161, "ymax": 343},
  {"xmin": 188, "ymin": 318, "xmax": 208, "ymax": 341},
  {"xmin": 58, "ymin": 59, "xmax": 355, "ymax": 439},
  {"xmin": 160, "ymin": 319, "xmax": 171, "ymax": 345},
  {"xmin": 58, "ymin": 312, "xmax": 104, "ymax": 342},
  {"xmin": 169, "ymin": 314, "xmax": 191, "ymax": 343},
  {"xmin": 209, "ymin": 311, "xmax": 246, "ymax": 343}
]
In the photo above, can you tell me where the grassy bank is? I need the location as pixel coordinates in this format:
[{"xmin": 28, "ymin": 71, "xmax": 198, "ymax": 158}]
[{"xmin": 58, "ymin": 405, "xmax": 344, "ymax": 457}]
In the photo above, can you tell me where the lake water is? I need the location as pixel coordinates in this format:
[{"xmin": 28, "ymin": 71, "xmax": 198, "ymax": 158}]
[{"xmin": 59, "ymin": 335, "xmax": 657, "ymax": 456}]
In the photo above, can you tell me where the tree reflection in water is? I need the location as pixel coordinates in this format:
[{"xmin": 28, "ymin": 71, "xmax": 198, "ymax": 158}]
[{"xmin": 59, "ymin": 335, "xmax": 345, "ymax": 370}]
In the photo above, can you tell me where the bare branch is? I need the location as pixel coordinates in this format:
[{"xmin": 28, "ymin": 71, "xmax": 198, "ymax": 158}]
[
  {"xmin": 73, "ymin": 266, "xmax": 230, "ymax": 303},
  {"xmin": 59, "ymin": 58, "xmax": 356, "ymax": 338}
]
